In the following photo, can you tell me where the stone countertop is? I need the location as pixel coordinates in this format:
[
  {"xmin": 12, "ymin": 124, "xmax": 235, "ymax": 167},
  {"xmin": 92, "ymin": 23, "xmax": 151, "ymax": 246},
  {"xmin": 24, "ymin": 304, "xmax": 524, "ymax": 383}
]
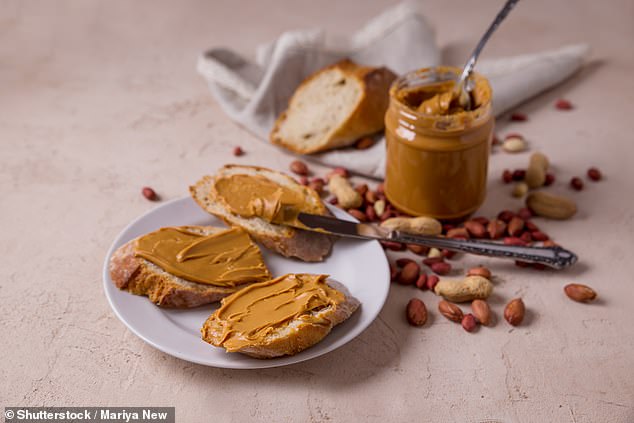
[{"xmin": 1, "ymin": 1, "xmax": 633, "ymax": 422}]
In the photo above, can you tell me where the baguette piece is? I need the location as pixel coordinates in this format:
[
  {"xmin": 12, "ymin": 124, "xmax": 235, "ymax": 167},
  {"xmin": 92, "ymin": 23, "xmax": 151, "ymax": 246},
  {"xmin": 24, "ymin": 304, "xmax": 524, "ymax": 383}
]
[
  {"xmin": 201, "ymin": 275, "xmax": 360, "ymax": 358},
  {"xmin": 109, "ymin": 226, "xmax": 268, "ymax": 308},
  {"xmin": 270, "ymin": 59, "xmax": 396, "ymax": 154},
  {"xmin": 190, "ymin": 164, "xmax": 335, "ymax": 262}
]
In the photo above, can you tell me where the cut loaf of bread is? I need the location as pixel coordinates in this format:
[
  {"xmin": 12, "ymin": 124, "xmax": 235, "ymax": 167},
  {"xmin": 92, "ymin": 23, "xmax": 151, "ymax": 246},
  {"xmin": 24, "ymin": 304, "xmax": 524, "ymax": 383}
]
[
  {"xmin": 190, "ymin": 164, "xmax": 335, "ymax": 262},
  {"xmin": 201, "ymin": 278, "xmax": 360, "ymax": 358},
  {"xmin": 270, "ymin": 59, "xmax": 396, "ymax": 154},
  {"xmin": 109, "ymin": 226, "xmax": 260, "ymax": 308}
]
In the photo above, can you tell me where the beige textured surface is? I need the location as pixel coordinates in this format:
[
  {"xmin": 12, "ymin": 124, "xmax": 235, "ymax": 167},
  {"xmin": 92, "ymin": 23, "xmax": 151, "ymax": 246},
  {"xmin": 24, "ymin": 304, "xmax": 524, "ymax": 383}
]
[{"xmin": 1, "ymin": 1, "xmax": 633, "ymax": 422}]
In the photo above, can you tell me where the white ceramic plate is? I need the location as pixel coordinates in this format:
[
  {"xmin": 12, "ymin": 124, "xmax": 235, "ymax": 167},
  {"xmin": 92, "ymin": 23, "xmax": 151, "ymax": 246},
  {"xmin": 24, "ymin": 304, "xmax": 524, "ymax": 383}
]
[{"xmin": 102, "ymin": 197, "xmax": 390, "ymax": 369}]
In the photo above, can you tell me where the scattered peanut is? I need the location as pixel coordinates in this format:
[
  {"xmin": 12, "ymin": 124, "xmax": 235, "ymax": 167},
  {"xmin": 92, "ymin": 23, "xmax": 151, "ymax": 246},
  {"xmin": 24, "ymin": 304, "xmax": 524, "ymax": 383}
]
[
  {"xmin": 328, "ymin": 174, "xmax": 362, "ymax": 209},
  {"xmin": 427, "ymin": 248, "xmax": 442, "ymax": 259},
  {"xmin": 503, "ymin": 136, "xmax": 527, "ymax": 153},
  {"xmin": 504, "ymin": 298, "xmax": 525, "ymax": 326},
  {"xmin": 426, "ymin": 275, "xmax": 440, "ymax": 291},
  {"xmin": 512, "ymin": 169, "xmax": 526, "ymax": 181},
  {"xmin": 430, "ymin": 261, "xmax": 451, "ymax": 275},
  {"xmin": 508, "ymin": 216, "xmax": 525, "ymax": 237},
  {"xmin": 526, "ymin": 191, "xmax": 577, "ymax": 220},
  {"xmin": 564, "ymin": 284, "xmax": 597, "ymax": 303},
  {"xmin": 365, "ymin": 204, "xmax": 377, "ymax": 221},
  {"xmin": 471, "ymin": 299, "xmax": 491, "ymax": 326},
  {"xmin": 467, "ymin": 266, "xmax": 491, "ymax": 279},
  {"xmin": 415, "ymin": 273, "xmax": 428, "ymax": 289},
  {"xmin": 555, "ymin": 99, "xmax": 573, "ymax": 110},
  {"xmin": 380, "ymin": 216, "xmax": 442, "ymax": 236},
  {"xmin": 406, "ymin": 298, "xmax": 428, "ymax": 326},
  {"xmin": 407, "ymin": 243, "xmax": 429, "ymax": 255},
  {"xmin": 497, "ymin": 210, "xmax": 515, "ymax": 223},
  {"xmin": 434, "ymin": 275, "xmax": 493, "ymax": 303},
  {"xmin": 290, "ymin": 160, "xmax": 309, "ymax": 175},
  {"xmin": 398, "ymin": 262, "xmax": 420, "ymax": 285},
  {"xmin": 504, "ymin": 236, "xmax": 527, "ymax": 246},
  {"xmin": 423, "ymin": 256, "xmax": 443, "ymax": 266},
  {"xmin": 347, "ymin": 209, "xmax": 367, "ymax": 222},
  {"xmin": 512, "ymin": 182, "xmax": 529, "ymax": 198},
  {"xmin": 570, "ymin": 177, "xmax": 584, "ymax": 191},
  {"xmin": 487, "ymin": 219, "xmax": 507, "ymax": 239},
  {"xmin": 308, "ymin": 178, "xmax": 324, "ymax": 194},
  {"xmin": 438, "ymin": 300, "xmax": 464, "ymax": 322},
  {"xmin": 365, "ymin": 190, "xmax": 377, "ymax": 204},
  {"xmin": 447, "ymin": 227, "xmax": 470, "ymax": 239},
  {"xmin": 464, "ymin": 220, "xmax": 486, "ymax": 238},
  {"xmin": 142, "ymin": 187, "xmax": 159, "ymax": 201},
  {"xmin": 373, "ymin": 199, "xmax": 386, "ymax": 217},
  {"xmin": 525, "ymin": 152, "xmax": 549, "ymax": 188},
  {"xmin": 502, "ymin": 169, "xmax": 513, "ymax": 183},
  {"xmin": 587, "ymin": 167, "xmax": 602, "ymax": 181},
  {"xmin": 462, "ymin": 313, "xmax": 478, "ymax": 332},
  {"xmin": 381, "ymin": 241, "xmax": 405, "ymax": 251},
  {"xmin": 232, "ymin": 146, "xmax": 245, "ymax": 156},
  {"xmin": 510, "ymin": 112, "xmax": 528, "ymax": 122}
]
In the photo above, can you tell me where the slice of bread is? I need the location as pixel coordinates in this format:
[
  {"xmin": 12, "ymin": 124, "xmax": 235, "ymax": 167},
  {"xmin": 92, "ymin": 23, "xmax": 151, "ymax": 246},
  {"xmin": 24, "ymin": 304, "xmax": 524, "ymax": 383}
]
[
  {"xmin": 201, "ymin": 276, "xmax": 360, "ymax": 358},
  {"xmin": 190, "ymin": 164, "xmax": 335, "ymax": 262},
  {"xmin": 270, "ymin": 59, "xmax": 396, "ymax": 154},
  {"xmin": 109, "ymin": 226, "xmax": 269, "ymax": 308}
]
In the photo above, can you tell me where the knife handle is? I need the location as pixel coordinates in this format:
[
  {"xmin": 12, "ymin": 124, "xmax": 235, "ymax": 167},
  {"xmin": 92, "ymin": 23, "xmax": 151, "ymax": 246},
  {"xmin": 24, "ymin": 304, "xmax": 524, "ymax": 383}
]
[{"xmin": 390, "ymin": 231, "xmax": 578, "ymax": 269}]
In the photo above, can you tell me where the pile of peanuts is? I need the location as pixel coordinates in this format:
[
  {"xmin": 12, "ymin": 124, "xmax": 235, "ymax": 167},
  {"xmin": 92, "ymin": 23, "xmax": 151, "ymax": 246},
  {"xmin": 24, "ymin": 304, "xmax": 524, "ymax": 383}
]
[{"xmin": 286, "ymin": 155, "xmax": 599, "ymax": 333}]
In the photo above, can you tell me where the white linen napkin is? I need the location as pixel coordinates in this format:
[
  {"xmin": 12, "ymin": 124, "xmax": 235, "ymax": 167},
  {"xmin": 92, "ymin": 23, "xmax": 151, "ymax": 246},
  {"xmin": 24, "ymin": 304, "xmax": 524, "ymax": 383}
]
[{"xmin": 197, "ymin": 2, "xmax": 588, "ymax": 179}]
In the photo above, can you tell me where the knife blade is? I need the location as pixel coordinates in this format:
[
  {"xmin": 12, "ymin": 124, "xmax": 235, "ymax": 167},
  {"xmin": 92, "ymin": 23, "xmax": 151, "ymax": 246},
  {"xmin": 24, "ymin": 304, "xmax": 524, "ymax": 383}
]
[{"xmin": 296, "ymin": 212, "xmax": 577, "ymax": 269}]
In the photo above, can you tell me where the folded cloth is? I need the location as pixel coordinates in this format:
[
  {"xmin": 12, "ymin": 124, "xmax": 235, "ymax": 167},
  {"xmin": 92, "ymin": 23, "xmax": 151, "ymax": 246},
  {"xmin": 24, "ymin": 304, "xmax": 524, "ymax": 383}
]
[{"xmin": 197, "ymin": 2, "xmax": 588, "ymax": 179}]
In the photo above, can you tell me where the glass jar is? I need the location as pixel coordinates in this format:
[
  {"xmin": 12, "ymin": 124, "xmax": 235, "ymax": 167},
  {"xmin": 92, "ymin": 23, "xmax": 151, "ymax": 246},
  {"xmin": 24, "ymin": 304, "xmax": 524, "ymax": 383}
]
[{"xmin": 384, "ymin": 66, "xmax": 494, "ymax": 220}]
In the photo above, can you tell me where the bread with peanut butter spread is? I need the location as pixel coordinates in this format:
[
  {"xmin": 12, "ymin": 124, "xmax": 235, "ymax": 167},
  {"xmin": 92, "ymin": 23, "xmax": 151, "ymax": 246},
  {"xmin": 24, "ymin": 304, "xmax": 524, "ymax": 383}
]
[
  {"xmin": 201, "ymin": 274, "xmax": 360, "ymax": 358},
  {"xmin": 109, "ymin": 226, "xmax": 271, "ymax": 308},
  {"xmin": 190, "ymin": 164, "xmax": 335, "ymax": 262},
  {"xmin": 270, "ymin": 59, "xmax": 396, "ymax": 154}
]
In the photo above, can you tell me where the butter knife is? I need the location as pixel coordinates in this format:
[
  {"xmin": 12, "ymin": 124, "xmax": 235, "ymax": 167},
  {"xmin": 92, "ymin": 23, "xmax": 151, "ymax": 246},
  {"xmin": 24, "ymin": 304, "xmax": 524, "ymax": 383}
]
[{"xmin": 296, "ymin": 213, "xmax": 577, "ymax": 269}]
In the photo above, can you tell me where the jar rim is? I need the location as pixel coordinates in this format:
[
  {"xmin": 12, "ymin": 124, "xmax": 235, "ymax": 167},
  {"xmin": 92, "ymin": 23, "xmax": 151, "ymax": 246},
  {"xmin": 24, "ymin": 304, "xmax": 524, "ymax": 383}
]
[{"xmin": 388, "ymin": 66, "xmax": 492, "ymax": 133}]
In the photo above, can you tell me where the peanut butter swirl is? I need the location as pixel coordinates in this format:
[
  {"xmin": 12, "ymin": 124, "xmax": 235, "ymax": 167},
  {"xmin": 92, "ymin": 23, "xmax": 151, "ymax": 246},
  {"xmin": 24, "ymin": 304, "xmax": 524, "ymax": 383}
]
[
  {"xmin": 212, "ymin": 174, "xmax": 323, "ymax": 226},
  {"xmin": 134, "ymin": 227, "xmax": 270, "ymax": 287},
  {"xmin": 396, "ymin": 75, "xmax": 490, "ymax": 117},
  {"xmin": 213, "ymin": 274, "xmax": 345, "ymax": 351}
]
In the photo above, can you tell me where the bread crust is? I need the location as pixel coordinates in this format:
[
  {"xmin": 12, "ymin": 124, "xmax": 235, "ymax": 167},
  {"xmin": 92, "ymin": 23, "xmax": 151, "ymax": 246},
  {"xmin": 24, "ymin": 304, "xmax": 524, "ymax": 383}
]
[
  {"xmin": 109, "ymin": 226, "xmax": 256, "ymax": 308},
  {"xmin": 270, "ymin": 59, "xmax": 396, "ymax": 154},
  {"xmin": 190, "ymin": 165, "xmax": 335, "ymax": 262},
  {"xmin": 200, "ymin": 279, "xmax": 360, "ymax": 358}
]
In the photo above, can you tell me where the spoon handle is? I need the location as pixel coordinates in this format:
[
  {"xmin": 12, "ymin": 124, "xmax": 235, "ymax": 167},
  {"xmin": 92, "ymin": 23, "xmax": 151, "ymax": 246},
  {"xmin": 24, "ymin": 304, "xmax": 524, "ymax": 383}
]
[
  {"xmin": 458, "ymin": 0, "xmax": 521, "ymax": 85},
  {"xmin": 390, "ymin": 231, "xmax": 578, "ymax": 270}
]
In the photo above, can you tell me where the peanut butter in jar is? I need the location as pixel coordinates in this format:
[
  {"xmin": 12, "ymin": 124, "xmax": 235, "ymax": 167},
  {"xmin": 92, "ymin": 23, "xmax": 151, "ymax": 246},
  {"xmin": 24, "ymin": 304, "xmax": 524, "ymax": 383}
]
[{"xmin": 384, "ymin": 66, "xmax": 493, "ymax": 220}]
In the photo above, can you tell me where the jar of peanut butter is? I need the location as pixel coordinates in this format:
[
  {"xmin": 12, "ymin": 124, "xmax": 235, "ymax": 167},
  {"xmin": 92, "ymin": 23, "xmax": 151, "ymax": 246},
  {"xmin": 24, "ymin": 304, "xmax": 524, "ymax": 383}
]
[{"xmin": 384, "ymin": 66, "xmax": 493, "ymax": 220}]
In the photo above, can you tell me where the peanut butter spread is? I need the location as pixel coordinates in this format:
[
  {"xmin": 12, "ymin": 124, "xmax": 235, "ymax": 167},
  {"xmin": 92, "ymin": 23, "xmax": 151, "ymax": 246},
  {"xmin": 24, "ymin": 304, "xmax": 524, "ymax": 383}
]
[
  {"xmin": 213, "ymin": 274, "xmax": 344, "ymax": 352},
  {"xmin": 212, "ymin": 174, "xmax": 323, "ymax": 226},
  {"xmin": 396, "ymin": 78, "xmax": 489, "ymax": 116},
  {"xmin": 135, "ymin": 227, "xmax": 270, "ymax": 287}
]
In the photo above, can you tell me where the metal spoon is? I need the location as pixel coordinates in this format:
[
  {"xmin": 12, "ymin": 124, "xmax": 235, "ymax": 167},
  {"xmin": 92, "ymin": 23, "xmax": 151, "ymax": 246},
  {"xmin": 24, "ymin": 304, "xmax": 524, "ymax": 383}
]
[{"xmin": 454, "ymin": 0, "xmax": 521, "ymax": 110}]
